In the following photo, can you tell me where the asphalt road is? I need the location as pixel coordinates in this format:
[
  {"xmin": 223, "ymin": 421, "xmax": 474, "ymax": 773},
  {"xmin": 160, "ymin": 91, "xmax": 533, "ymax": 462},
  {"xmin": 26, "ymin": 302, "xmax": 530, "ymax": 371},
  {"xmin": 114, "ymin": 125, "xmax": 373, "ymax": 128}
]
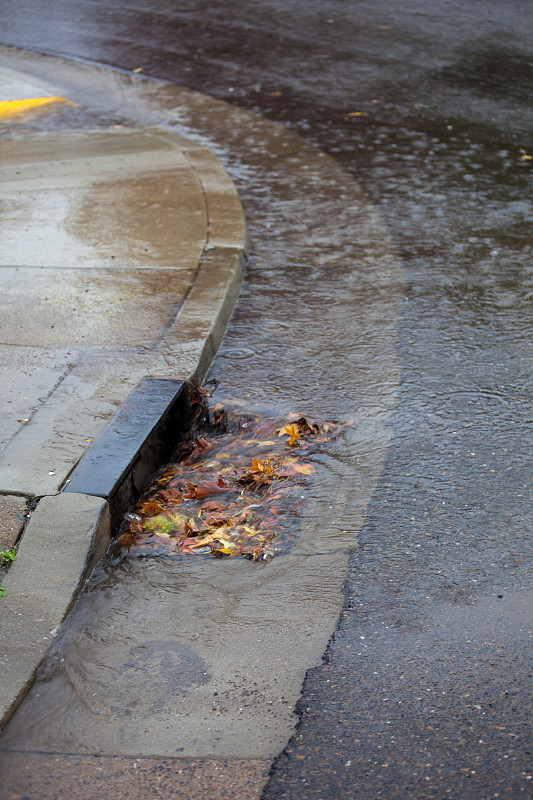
[{"xmin": 1, "ymin": 1, "xmax": 532, "ymax": 797}]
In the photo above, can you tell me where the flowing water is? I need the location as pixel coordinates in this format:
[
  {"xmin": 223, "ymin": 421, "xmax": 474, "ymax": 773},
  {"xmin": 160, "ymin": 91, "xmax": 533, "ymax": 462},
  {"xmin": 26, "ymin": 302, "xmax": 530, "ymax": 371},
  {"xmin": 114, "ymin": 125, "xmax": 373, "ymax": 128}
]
[
  {"xmin": 0, "ymin": 76, "xmax": 406, "ymax": 757},
  {"xmin": 1, "ymin": 71, "xmax": 531, "ymax": 763},
  {"xmin": 0, "ymin": 2, "xmax": 531, "ymax": 792}
]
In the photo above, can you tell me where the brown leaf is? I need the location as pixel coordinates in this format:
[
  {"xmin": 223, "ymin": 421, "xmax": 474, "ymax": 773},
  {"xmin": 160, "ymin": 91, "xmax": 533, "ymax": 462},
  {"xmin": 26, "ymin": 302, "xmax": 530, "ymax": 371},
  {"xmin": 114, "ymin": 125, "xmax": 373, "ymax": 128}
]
[
  {"xmin": 202, "ymin": 512, "xmax": 233, "ymax": 527},
  {"xmin": 117, "ymin": 396, "xmax": 346, "ymax": 564},
  {"xmin": 157, "ymin": 489, "xmax": 183, "ymax": 503},
  {"xmin": 137, "ymin": 500, "xmax": 169, "ymax": 516},
  {"xmin": 200, "ymin": 500, "xmax": 225, "ymax": 512},
  {"xmin": 290, "ymin": 463, "xmax": 314, "ymax": 475},
  {"xmin": 183, "ymin": 480, "xmax": 232, "ymax": 499}
]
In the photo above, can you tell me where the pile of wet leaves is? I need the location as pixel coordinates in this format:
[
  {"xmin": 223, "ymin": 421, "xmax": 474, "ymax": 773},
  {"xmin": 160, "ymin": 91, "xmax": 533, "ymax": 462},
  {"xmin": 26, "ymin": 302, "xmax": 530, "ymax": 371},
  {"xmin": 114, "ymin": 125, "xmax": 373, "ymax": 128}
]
[{"xmin": 113, "ymin": 397, "xmax": 350, "ymax": 562}]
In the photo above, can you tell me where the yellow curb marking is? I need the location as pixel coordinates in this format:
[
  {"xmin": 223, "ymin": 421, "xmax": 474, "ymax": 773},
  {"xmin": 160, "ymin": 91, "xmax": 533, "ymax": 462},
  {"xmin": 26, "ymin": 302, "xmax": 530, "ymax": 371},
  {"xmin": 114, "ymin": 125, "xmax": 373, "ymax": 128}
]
[{"xmin": 0, "ymin": 96, "xmax": 68, "ymax": 119}]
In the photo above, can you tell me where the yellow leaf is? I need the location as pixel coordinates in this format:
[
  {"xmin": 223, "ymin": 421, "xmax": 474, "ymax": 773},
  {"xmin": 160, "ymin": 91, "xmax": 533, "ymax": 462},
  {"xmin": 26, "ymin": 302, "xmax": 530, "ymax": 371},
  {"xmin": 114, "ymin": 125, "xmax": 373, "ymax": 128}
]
[
  {"xmin": 215, "ymin": 537, "xmax": 240, "ymax": 550},
  {"xmin": 278, "ymin": 423, "xmax": 301, "ymax": 445},
  {"xmin": 142, "ymin": 515, "xmax": 173, "ymax": 534},
  {"xmin": 169, "ymin": 512, "xmax": 188, "ymax": 523},
  {"xmin": 241, "ymin": 525, "xmax": 261, "ymax": 535},
  {"xmin": 191, "ymin": 533, "xmax": 218, "ymax": 546}
]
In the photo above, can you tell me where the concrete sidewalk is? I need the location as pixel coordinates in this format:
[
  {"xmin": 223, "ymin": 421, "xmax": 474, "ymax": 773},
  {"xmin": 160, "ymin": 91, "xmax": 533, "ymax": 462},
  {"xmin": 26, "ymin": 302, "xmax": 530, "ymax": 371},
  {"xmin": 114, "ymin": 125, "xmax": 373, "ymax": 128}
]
[{"xmin": 0, "ymin": 62, "xmax": 248, "ymax": 729}]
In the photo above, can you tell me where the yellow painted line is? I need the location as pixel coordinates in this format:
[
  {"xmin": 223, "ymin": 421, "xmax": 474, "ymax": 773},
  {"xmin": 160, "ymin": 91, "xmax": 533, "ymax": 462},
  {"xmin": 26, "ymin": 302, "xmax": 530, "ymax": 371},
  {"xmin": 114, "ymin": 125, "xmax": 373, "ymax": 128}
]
[{"xmin": 0, "ymin": 96, "xmax": 68, "ymax": 119}]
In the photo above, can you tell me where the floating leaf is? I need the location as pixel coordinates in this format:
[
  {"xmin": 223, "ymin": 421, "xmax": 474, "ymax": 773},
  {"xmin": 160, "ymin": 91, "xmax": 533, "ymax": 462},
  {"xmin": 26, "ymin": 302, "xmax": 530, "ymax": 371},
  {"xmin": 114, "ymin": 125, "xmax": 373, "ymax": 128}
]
[
  {"xmin": 278, "ymin": 423, "xmax": 301, "ymax": 445},
  {"xmin": 113, "ymin": 395, "xmax": 351, "ymax": 562},
  {"xmin": 183, "ymin": 480, "xmax": 232, "ymax": 499}
]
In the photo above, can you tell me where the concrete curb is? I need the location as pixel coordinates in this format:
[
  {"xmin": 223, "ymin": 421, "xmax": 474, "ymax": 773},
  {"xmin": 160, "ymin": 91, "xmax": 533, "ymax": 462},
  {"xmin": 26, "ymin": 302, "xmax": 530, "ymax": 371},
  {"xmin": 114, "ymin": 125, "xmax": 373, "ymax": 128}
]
[{"xmin": 63, "ymin": 377, "xmax": 194, "ymax": 527}]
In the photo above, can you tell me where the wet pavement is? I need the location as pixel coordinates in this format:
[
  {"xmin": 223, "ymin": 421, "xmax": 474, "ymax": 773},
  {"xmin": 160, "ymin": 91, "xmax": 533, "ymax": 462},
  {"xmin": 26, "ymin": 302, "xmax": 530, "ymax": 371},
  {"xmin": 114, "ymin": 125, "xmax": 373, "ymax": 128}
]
[
  {"xmin": 0, "ymin": 48, "xmax": 402, "ymax": 798},
  {"xmin": 0, "ymin": 753, "xmax": 271, "ymax": 800},
  {"xmin": 0, "ymin": 58, "xmax": 249, "ymax": 739},
  {"xmin": 0, "ymin": 0, "xmax": 532, "ymax": 797}
]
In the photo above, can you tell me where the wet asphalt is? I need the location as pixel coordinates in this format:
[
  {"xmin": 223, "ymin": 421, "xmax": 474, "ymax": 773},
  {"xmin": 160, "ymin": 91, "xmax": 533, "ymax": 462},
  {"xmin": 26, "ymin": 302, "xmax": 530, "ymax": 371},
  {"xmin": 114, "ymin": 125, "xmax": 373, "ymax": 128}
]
[{"xmin": 1, "ymin": 1, "xmax": 532, "ymax": 797}]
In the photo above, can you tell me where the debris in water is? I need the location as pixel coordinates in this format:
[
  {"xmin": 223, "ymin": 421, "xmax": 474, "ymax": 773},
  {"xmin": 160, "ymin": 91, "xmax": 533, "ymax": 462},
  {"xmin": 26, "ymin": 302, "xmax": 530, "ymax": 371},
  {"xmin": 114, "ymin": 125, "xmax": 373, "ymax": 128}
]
[{"xmin": 113, "ymin": 395, "xmax": 352, "ymax": 563}]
